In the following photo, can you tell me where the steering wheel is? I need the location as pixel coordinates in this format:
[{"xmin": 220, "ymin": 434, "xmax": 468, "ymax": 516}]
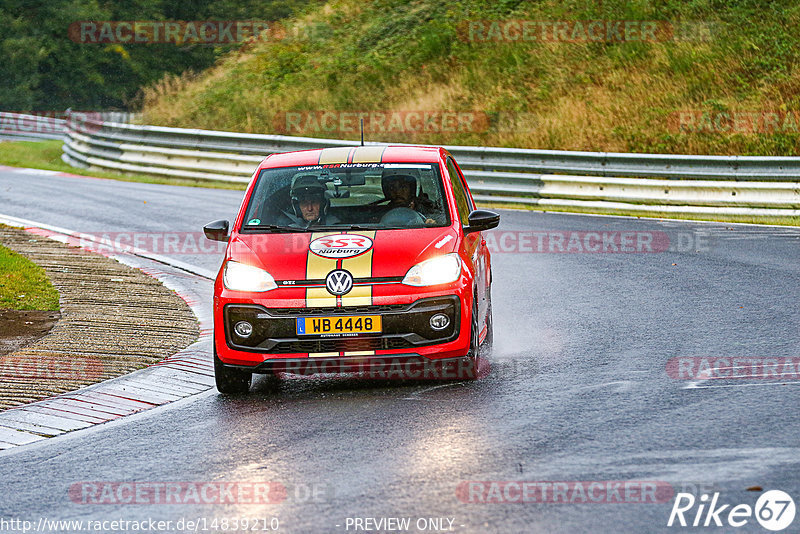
[{"xmin": 380, "ymin": 207, "xmax": 426, "ymax": 227}]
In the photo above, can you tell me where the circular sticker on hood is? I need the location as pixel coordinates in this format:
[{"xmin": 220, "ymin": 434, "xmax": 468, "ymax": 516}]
[{"xmin": 309, "ymin": 234, "xmax": 373, "ymax": 259}]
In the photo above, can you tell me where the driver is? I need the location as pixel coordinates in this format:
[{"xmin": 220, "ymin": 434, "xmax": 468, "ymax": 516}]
[
  {"xmin": 381, "ymin": 173, "xmax": 437, "ymax": 225},
  {"xmin": 290, "ymin": 174, "xmax": 339, "ymax": 227}
]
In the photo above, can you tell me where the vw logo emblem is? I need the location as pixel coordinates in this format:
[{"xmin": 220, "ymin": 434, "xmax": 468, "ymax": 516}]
[{"xmin": 325, "ymin": 270, "xmax": 353, "ymax": 296}]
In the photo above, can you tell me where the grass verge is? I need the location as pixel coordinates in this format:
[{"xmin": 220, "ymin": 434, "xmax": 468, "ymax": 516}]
[
  {"xmin": 0, "ymin": 238, "xmax": 60, "ymax": 311},
  {"xmin": 0, "ymin": 140, "xmax": 246, "ymax": 190}
]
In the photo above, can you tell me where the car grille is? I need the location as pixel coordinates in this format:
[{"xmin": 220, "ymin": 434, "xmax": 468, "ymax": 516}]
[
  {"xmin": 224, "ymin": 296, "xmax": 459, "ymax": 354},
  {"xmin": 266, "ymin": 337, "xmax": 413, "ymax": 354},
  {"xmin": 268, "ymin": 304, "xmax": 407, "ymax": 316}
]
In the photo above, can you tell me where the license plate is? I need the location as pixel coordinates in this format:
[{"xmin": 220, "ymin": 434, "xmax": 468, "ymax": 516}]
[{"xmin": 296, "ymin": 315, "xmax": 382, "ymax": 336}]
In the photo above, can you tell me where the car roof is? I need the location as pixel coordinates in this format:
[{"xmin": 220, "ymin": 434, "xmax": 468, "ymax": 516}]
[{"xmin": 259, "ymin": 145, "xmax": 445, "ymax": 169}]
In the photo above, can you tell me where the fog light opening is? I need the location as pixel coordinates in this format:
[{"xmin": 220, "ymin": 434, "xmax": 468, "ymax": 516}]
[
  {"xmin": 430, "ymin": 313, "xmax": 450, "ymax": 331},
  {"xmin": 234, "ymin": 321, "xmax": 253, "ymax": 338}
]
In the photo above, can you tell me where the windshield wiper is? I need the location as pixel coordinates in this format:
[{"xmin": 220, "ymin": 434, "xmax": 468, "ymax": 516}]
[
  {"xmin": 313, "ymin": 224, "xmax": 381, "ymax": 231},
  {"xmin": 241, "ymin": 224, "xmax": 311, "ymax": 233}
]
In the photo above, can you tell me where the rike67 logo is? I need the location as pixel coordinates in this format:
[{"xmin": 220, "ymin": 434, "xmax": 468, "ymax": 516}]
[{"xmin": 668, "ymin": 490, "xmax": 796, "ymax": 531}]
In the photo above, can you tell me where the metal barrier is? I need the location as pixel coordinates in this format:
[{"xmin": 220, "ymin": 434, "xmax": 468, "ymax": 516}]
[
  {"xmin": 53, "ymin": 115, "xmax": 800, "ymax": 217},
  {"xmin": 0, "ymin": 112, "xmax": 138, "ymax": 142},
  {"xmin": 0, "ymin": 113, "xmax": 66, "ymax": 142}
]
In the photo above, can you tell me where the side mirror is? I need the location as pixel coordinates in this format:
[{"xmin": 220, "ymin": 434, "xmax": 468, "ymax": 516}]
[
  {"xmin": 203, "ymin": 219, "xmax": 230, "ymax": 242},
  {"xmin": 465, "ymin": 210, "xmax": 500, "ymax": 233}
]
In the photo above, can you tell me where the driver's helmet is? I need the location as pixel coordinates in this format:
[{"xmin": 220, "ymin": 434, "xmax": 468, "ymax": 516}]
[
  {"xmin": 381, "ymin": 172, "xmax": 417, "ymax": 199},
  {"xmin": 291, "ymin": 174, "xmax": 329, "ymax": 216}
]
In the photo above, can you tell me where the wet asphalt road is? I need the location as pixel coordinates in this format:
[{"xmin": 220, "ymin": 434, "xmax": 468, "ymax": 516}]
[{"xmin": 1, "ymin": 169, "xmax": 799, "ymax": 533}]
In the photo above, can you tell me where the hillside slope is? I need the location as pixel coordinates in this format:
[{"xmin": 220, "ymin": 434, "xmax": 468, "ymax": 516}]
[
  {"xmin": 0, "ymin": 0, "xmax": 315, "ymax": 110},
  {"xmin": 141, "ymin": 0, "xmax": 800, "ymax": 155}
]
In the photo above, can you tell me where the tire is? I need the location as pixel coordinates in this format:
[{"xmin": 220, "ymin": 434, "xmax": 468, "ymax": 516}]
[
  {"xmin": 468, "ymin": 296, "xmax": 480, "ymax": 359},
  {"xmin": 214, "ymin": 346, "xmax": 252, "ymax": 395},
  {"xmin": 459, "ymin": 293, "xmax": 481, "ymax": 380},
  {"xmin": 481, "ymin": 286, "xmax": 494, "ymax": 355}
]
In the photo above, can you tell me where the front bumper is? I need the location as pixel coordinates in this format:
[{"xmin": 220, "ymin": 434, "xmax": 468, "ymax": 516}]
[
  {"xmin": 214, "ymin": 288, "xmax": 473, "ymax": 367},
  {"xmin": 224, "ymin": 295, "xmax": 460, "ymax": 354},
  {"xmin": 221, "ymin": 353, "xmax": 481, "ymax": 380}
]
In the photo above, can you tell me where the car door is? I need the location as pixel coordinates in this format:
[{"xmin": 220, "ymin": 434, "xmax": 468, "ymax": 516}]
[{"xmin": 445, "ymin": 155, "xmax": 490, "ymax": 333}]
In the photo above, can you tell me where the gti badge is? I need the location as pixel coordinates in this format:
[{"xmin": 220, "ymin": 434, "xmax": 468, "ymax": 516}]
[{"xmin": 325, "ymin": 269, "xmax": 353, "ymax": 296}]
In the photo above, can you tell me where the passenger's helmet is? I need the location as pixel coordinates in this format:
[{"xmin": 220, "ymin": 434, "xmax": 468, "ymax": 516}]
[{"xmin": 381, "ymin": 173, "xmax": 417, "ymax": 199}]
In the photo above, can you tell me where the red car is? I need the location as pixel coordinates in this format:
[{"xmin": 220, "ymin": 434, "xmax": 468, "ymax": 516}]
[{"xmin": 204, "ymin": 145, "xmax": 499, "ymax": 393}]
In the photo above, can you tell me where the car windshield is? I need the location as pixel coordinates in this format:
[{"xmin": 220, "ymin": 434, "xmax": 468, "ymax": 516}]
[{"xmin": 240, "ymin": 162, "xmax": 450, "ymax": 232}]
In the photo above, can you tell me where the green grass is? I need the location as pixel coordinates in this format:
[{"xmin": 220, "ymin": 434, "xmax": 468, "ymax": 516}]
[
  {"xmin": 0, "ymin": 140, "xmax": 246, "ymax": 190},
  {"xmin": 0, "ymin": 241, "xmax": 60, "ymax": 311}
]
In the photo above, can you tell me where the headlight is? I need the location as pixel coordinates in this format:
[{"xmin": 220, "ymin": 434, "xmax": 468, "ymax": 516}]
[
  {"xmin": 402, "ymin": 254, "xmax": 462, "ymax": 287},
  {"xmin": 223, "ymin": 261, "xmax": 277, "ymax": 292}
]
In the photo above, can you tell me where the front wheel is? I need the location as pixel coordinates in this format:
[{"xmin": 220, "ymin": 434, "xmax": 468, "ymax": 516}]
[
  {"xmin": 214, "ymin": 346, "xmax": 252, "ymax": 394},
  {"xmin": 481, "ymin": 286, "xmax": 493, "ymax": 355},
  {"xmin": 458, "ymin": 294, "xmax": 481, "ymax": 380}
]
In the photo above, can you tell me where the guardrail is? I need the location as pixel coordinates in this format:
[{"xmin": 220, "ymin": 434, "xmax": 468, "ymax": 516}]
[
  {"xmin": 0, "ymin": 113, "xmax": 66, "ymax": 142},
  {"xmin": 0, "ymin": 111, "xmax": 138, "ymax": 142},
  {"xmin": 57, "ymin": 116, "xmax": 800, "ymax": 218}
]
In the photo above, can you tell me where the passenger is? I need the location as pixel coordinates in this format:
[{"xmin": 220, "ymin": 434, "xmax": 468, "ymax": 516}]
[{"xmin": 381, "ymin": 173, "xmax": 437, "ymax": 225}]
